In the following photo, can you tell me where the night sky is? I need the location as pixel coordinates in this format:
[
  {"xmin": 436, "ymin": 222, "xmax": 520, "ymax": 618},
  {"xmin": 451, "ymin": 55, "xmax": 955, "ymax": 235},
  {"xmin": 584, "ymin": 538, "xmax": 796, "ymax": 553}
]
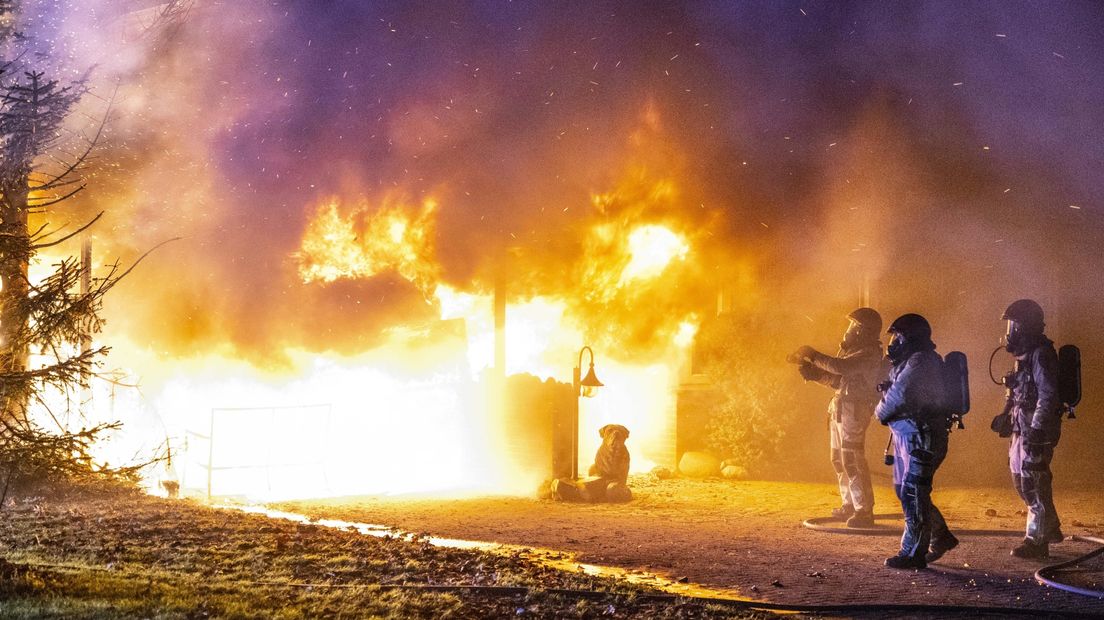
[{"xmin": 17, "ymin": 1, "xmax": 1104, "ymax": 481}]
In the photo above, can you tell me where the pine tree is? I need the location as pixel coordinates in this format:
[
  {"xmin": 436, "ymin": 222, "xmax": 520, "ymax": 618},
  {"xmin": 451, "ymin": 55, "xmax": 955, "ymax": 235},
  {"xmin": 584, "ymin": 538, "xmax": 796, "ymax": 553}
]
[
  {"xmin": 0, "ymin": 0, "xmax": 148, "ymax": 500},
  {"xmin": 0, "ymin": 68, "xmax": 93, "ymax": 422}
]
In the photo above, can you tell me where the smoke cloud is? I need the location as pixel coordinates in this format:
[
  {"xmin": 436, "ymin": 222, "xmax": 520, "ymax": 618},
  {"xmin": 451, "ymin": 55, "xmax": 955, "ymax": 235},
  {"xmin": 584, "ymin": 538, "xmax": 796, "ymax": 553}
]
[{"xmin": 21, "ymin": 1, "xmax": 1104, "ymax": 482}]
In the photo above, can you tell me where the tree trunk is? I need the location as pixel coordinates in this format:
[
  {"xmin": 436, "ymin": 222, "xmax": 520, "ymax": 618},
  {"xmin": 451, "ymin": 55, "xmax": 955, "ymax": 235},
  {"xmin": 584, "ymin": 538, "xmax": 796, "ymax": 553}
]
[{"xmin": 0, "ymin": 182, "xmax": 30, "ymax": 423}]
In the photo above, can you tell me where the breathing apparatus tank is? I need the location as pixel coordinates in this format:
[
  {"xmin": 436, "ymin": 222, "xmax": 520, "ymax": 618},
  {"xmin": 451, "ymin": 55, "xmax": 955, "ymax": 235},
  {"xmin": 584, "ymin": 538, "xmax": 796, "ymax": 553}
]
[
  {"xmin": 942, "ymin": 351, "xmax": 970, "ymax": 429},
  {"xmin": 1058, "ymin": 344, "xmax": 1081, "ymax": 418},
  {"xmin": 988, "ymin": 342, "xmax": 1082, "ymax": 424},
  {"xmin": 882, "ymin": 351, "xmax": 971, "ymax": 465}
]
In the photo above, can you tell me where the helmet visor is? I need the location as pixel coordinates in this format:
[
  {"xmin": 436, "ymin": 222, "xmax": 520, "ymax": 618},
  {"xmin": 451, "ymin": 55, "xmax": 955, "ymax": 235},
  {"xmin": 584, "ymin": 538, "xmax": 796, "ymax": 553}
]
[
  {"xmin": 886, "ymin": 331, "xmax": 908, "ymax": 362},
  {"xmin": 1005, "ymin": 320, "xmax": 1025, "ymax": 353},
  {"xmin": 843, "ymin": 320, "xmax": 863, "ymax": 346}
]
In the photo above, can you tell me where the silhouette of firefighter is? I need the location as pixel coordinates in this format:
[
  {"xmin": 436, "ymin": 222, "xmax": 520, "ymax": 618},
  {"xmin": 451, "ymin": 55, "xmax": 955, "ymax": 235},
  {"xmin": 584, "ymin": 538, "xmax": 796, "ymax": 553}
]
[
  {"xmin": 875, "ymin": 314, "xmax": 958, "ymax": 569},
  {"xmin": 995, "ymin": 299, "xmax": 1065, "ymax": 559},
  {"xmin": 791, "ymin": 308, "xmax": 888, "ymax": 528}
]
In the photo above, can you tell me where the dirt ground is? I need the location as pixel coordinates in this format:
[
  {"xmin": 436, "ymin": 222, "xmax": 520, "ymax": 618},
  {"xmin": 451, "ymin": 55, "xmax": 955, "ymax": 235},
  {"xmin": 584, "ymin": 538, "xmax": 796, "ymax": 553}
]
[
  {"xmin": 0, "ymin": 488, "xmax": 768, "ymax": 619},
  {"xmin": 283, "ymin": 477, "xmax": 1104, "ymax": 616}
]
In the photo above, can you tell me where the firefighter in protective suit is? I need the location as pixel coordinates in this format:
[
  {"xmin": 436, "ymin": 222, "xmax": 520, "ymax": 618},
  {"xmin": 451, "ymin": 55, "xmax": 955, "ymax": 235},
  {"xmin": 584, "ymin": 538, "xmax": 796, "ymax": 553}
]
[
  {"xmin": 875, "ymin": 314, "xmax": 959, "ymax": 569},
  {"xmin": 793, "ymin": 308, "xmax": 888, "ymax": 528},
  {"xmin": 999, "ymin": 299, "xmax": 1064, "ymax": 559}
]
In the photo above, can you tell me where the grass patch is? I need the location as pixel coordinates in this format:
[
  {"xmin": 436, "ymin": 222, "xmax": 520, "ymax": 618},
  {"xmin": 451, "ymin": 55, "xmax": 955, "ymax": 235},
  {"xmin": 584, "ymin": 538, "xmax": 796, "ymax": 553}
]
[{"xmin": 0, "ymin": 489, "xmax": 768, "ymax": 618}]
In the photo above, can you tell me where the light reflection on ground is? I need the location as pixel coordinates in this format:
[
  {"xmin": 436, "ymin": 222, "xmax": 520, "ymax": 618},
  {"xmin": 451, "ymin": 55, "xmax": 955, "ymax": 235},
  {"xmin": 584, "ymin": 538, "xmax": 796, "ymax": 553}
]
[{"xmin": 221, "ymin": 503, "xmax": 750, "ymax": 602}]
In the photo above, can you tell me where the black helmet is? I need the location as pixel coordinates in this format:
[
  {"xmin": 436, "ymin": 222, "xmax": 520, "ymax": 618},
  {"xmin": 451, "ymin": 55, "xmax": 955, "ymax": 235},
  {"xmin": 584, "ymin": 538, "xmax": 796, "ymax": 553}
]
[
  {"xmin": 888, "ymin": 313, "xmax": 931, "ymax": 341},
  {"xmin": 1002, "ymin": 299, "xmax": 1045, "ymax": 354},
  {"xmin": 1002, "ymin": 299, "xmax": 1044, "ymax": 332},
  {"xmin": 886, "ymin": 313, "xmax": 932, "ymax": 364},
  {"xmin": 847, "ymin": 307, "xmax": 883, "ymax": 334}
]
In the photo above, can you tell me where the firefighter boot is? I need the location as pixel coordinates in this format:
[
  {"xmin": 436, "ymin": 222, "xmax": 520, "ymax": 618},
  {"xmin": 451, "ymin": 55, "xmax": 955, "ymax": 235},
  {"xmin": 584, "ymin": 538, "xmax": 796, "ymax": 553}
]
[
  {"xmin": 925, "ymin": 533, "xmax": 960, "ymax": 563},
  {"xmin": 884, "ymin": 554, "xmax": 926, "ymax": 570},
  {"xmin": 846, "ymin": 510, "xmax": 875, "ymax": 528},
  {"xmin": 1011, "ymin": 538, "xmax": 1049, "ymax": 559}
]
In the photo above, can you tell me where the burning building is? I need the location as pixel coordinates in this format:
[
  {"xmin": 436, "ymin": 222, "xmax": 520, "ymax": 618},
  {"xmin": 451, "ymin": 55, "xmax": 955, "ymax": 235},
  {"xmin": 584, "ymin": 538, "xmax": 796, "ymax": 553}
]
[{"xmin": 12, "ymin": 0, "xmax": 1104, "ymax": 501}]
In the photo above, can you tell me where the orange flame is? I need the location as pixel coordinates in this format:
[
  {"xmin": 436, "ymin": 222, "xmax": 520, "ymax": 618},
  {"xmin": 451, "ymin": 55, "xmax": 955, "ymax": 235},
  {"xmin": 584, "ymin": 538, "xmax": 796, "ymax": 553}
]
[
  {"xmin": 296, "ymin": 195, "xmax": 439, "ymax": 295},
  {"xmin": 68, "ymin": 116, "xmax": 737, "ymax": 500},
  {"xmin": 620, "ymin": 224, "xmax": 690, "ymax": 284}
]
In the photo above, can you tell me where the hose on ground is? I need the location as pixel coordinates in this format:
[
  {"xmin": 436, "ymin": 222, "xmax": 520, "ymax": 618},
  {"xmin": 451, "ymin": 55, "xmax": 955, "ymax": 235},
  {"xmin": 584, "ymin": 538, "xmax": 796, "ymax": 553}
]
[
  {"xmin": 803, "ymin": 513, "xmax": 1104, "ymax": 600},
  {"xmin": 1035, "ymin": 535, "xmax": 1104, "ymax": 599}
]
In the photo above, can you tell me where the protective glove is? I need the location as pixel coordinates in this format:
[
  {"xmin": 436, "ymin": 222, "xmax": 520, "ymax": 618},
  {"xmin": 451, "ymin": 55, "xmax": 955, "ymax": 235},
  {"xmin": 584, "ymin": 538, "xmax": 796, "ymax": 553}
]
[
  {"xmin": 798, "ymin": 362, "xmax": 820, "ymax": 381},
  {"xmin": 990, "ymin": 413, "xmax": 1012, "ymax": 438},
  {"xmin": 796, "ymin": 345, "xmax": 816, "ymax": 360}
]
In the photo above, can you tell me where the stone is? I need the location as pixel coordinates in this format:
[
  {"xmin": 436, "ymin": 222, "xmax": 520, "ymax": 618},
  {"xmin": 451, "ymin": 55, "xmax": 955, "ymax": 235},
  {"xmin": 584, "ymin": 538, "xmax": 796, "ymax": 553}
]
[
  {"xmin": 678, "ymin": 451, "xmax": 721, "ymax": 478},
  {"xmin": 721, "ymin": 464, "xmax": 747, "ymax": 479},
  {"xmin": 650, "ymin": 466, "xmax": 675, "ymax": 480}
]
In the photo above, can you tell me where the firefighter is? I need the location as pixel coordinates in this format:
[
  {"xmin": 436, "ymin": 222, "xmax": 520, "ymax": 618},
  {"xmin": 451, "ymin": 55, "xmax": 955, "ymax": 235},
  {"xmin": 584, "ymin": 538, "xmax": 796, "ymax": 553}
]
[
  {"xmin": 875, "ymin": 314, "xmax": 958, "ymax": 569},
  {"xmin": 793, "ymin": 308, "xmax": 888, "ymax": 528},
  {"xmin": 999, "ymin": 299, "xmax": 1064, "ymax": 559}
]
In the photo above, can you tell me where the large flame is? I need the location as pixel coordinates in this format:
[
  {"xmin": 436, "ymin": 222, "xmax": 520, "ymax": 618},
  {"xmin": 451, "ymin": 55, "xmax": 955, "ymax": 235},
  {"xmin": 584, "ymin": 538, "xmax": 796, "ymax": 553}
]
[
  {"xmin": 37, "ymin": 114, "xmax": 721, "ymax": 501},
  {"xmin": 297, "ymin": 196, "xmax": 439, "ymax": 295},
  {"xmin": 620, "ymin": 224, "xmax": 689, "ymax": 285}
]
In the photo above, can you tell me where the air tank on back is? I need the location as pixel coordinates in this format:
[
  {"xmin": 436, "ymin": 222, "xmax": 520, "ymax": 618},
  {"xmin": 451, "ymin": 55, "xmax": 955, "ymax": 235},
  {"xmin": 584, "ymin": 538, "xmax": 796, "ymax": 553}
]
[{"xmin": 1058, "ymin": 344, "xmax": 1081, "ymax": 418}]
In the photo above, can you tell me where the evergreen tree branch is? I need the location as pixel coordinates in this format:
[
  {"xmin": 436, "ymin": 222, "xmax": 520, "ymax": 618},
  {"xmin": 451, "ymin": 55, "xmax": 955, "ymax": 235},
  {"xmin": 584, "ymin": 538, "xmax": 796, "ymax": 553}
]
[{"xmin": 30, "ymin": 211, "xmax": 103, "ymax": 249}]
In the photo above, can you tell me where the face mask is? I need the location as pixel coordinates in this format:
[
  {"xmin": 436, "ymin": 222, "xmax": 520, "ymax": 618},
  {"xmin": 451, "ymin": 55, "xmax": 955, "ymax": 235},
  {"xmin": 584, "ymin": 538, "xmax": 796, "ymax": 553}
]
[
  {"xmin": 887, "ymin": 332, "xmax": 909, "ymax": 363},
  {"xmin": 842, "ymin": 321, "xmax": 863, "ymax": 348},
  {"xmin": 1005, "ymin": 320, "xmax": 1024, "ymax": 354}
]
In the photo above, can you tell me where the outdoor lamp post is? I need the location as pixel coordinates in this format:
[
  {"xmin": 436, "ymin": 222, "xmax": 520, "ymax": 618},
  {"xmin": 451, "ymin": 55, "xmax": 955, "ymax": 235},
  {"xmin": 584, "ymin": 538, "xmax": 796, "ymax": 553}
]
[{"xmin": 572, "ymin": 346, "xmax": 603, "ymax": 479}]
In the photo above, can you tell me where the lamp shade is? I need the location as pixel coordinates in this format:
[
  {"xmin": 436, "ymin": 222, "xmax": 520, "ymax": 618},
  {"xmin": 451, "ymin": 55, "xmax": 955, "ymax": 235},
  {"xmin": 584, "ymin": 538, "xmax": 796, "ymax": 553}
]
[{"xmin": 579, "ymin": 363, "xmax": 603, "ymax": 398}]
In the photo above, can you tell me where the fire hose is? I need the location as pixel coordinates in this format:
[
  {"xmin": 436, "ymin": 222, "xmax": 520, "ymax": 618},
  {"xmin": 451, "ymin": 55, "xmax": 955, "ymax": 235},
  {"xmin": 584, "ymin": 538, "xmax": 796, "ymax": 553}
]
[{"xmin": 803, "ymin": 514, "xmax": 1104, "ymax": 600}]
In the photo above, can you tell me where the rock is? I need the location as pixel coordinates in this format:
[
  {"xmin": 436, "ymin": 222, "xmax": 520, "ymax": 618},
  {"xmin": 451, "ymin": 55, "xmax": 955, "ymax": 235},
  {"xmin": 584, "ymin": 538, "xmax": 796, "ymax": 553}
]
[
  {"xmin": 1071, "ymin": 520, "xmax": 1085, "ymax": 527},
  {"xmin": 985, "ymin": 508, "xmax": 997, "ymax": 517},
  {"xmin": 721, "ymin": 464, "xmax": 747, "ymax": 479},
  {"xmin": 678, "ymin": 451, "xmax": 721, "ymax": 478},
  {"xmin": 650, "ymin": 465, "xmax": 675, "ymax": 480},
  {"xmin": 771, "ymin": 579, "xmax": 784, "ymax": 588},
  {"xmin": 677, "ymin": 576, "xmax": 689, "ymax": 583}
]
